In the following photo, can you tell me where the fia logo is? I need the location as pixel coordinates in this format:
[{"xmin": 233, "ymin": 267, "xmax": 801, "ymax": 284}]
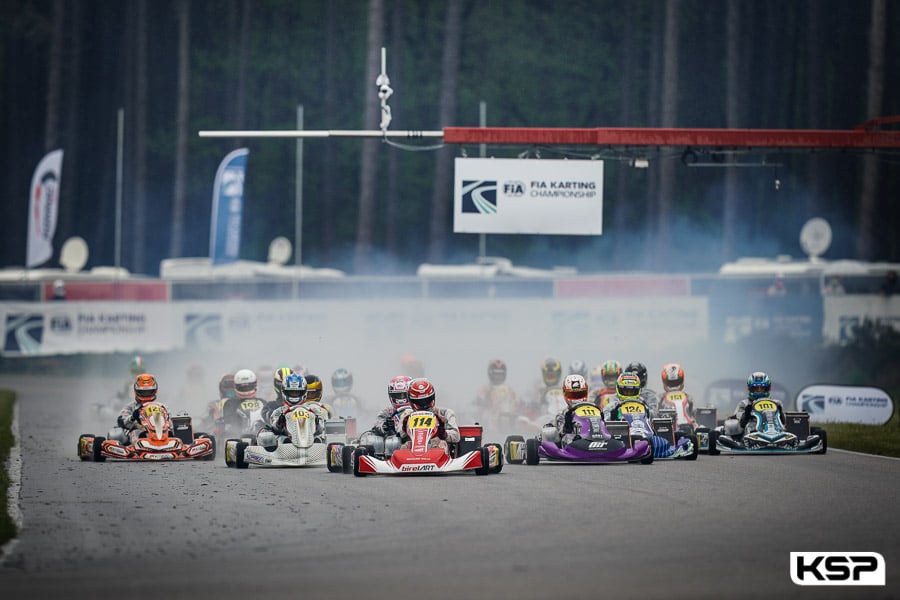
[{"xmin": 790, "ymin": 552, "xmax": 885, "ymax": 586}]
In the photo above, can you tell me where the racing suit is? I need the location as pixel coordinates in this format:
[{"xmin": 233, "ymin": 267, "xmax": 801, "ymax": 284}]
[{"xmin": 400, "ymin": 406, "xmax": 460, "ymax": 453}]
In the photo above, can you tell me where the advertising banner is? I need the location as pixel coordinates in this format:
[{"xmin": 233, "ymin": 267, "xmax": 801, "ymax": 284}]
[
  {"xmin": 453, "ymin": 158, "xmax": 603, "ymax": 234},
  {"xmin": 210, "ymin": 148, "xmax": 248, "ymax": 265},
  {"xmin": 796, "ymin": 384, "xmax": 894, "ymax": 425},
  {"xmin": 26, "ymin": 149, "xmax": 64, "ymax": 268}
]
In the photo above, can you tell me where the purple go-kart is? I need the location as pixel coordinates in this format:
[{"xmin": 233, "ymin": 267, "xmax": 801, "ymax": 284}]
[{"xmin": 505, "ymin": 402, "xmax": 654, "ymax": 465}]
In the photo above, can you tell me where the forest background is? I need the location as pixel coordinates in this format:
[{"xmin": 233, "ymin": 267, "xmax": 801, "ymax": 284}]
[{"xmin": 2, "ymin": 0, "xmax": 898, "ymax": 276}]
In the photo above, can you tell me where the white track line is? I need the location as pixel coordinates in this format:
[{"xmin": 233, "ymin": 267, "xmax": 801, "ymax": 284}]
[{"xmin": 1, "ymin": 400, "xmax": 22, "ymax": 563}]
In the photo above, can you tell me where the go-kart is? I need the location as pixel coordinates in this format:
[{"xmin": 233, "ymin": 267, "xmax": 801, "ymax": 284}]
[
  {"xmin": 223, "ymin": 404, "xmax": 328, "ymax": 468},
  {"xmin": 328, "ymin": 410, "xmax": 503, "ymax": 476},
  {"xmin": 614, "ymin": 399, "xmax": 698, "ymax": 460},
  {"xmin": 78, "ymin": 402, "xmax": 215, "ymax": 461},
  {"xmin": 506, "ymin": 402, "xmax": 653, "ymax": 465},
  {"xmin": 708, "ymin": 399, "xmax": 827, "ymax": 455}
]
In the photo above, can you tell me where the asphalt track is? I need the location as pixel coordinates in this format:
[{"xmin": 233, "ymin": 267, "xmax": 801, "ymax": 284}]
[{"xmin": 1, "ymin": 375, "xmax": 898, "ymax": 600}]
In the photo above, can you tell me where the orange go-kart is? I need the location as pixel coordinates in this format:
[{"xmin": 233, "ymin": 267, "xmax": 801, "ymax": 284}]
[{"xmin": 78, "ymin": 402, "xmax": 215, "ymax": 462}]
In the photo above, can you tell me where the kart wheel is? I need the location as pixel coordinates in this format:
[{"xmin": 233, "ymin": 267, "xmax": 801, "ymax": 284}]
[
  {"xmin": 487, "ymin": 443, "xmax": 504, "ymax": 474},
  {"xmin": 707, "ymin": 430, "xmax": 721, "ymax": 456},
  {"xmin": 78, "ymin": 434, "xmax": 92, "ymax": 461},
  {"xmin": 504, "ymin": 435, "xmax": 525, "ymax": 464},
  {"xmin": 686, "ymin": 434, "xmax": 699, "ymax": 461},
  {"xmin": 235, "ymin": 441, "xmax": 249, "ymax": 469},
  {"xmin": 475, "ymin": 446, "xmax": 491, "ymax": 475},
  {"xmin": 811, "ymin": 428, "xmax": 828, "ymax": 455},
  {"xmin": 195, "ymin": 432, "xmax": 216, "ymax": 460},
  {"xmin": 224, "ymin": 439, "xmax": 240, "ymax": 467},
  {"xmin": 525, "ymin": 438, "xmax": 540, "ymax": 465},
  {"xmin": 342, "ymin": 444, "xmax": 355, "ymax": 474},
  {"xmin": 353, "ymin": 446, "xmax": 368, "ymax": 477},
  {"xmin": 640, "ymin": 437, "xmax": 654, "ymax": 464},
  {"xmin": 92, "ymin": 436, "xmax": 106, "ymax": 462},
  {"xmin": 326, "ymin": 443, "xmax": 343, "ymax": 473}
]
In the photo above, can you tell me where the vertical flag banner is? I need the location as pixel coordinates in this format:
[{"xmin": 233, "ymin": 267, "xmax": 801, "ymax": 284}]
[
  {"xmin": 27, "ymin": 149, "xmax": 64, "ymax": 268},
  {"xmin": 209, "ymin": 148, "xmax": 248, "ymax": 265}
]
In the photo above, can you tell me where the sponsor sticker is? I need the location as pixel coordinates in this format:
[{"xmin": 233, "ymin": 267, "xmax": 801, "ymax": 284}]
[{"xmin": 790, "ymin": 552, "xmax": 885, "ymax": 586}]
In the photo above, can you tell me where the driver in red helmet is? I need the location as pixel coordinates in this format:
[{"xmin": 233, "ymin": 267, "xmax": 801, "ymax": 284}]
[
  {"xmin": 401, "ymin": 378, "xmax": 460, "ymax": 453},
  {"xmin": 116, "ymin": 373, "xmax": 160, "ymax": 444}
]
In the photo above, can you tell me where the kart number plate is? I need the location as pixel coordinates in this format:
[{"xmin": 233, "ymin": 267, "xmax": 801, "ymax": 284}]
[
  {"xmin": 620, "ymin": 401, "xmax": 645, "ymax": 414},
  {"xmin": 573, "ymin": 405, "xmax": 601, "ymax": 417},
  {"xmin": 754, "ymin": 400, "xmax": 777, "ymax": 412}
]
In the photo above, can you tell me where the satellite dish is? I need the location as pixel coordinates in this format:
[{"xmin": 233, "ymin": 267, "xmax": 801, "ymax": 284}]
[
  {"xmin": 60, "ymin": 236, "xmax": 89, "ymax": 273},
  {"xmin": 268, "ymin": 236, "xmax": 292, "ymax": 265},
  {"xmin": 799, "ymin": 218, "xmax": 832, "ymax": 261}
]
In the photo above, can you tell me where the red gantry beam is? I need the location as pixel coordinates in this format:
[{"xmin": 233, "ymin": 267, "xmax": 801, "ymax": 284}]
[{"xmin": 442, "ymin": 116, "xmax": 900, "ymax": 150}]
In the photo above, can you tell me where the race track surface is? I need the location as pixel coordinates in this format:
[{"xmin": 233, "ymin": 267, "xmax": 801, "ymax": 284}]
[{"xmin": 1, "ymin": 376, "xmax": 898, "ymax": 599}]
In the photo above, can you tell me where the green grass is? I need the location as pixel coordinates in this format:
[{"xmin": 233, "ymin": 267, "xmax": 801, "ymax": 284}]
[
  {"xmin": 0, "ymin": 389, "xmax": 15, "ymax": 546},
  {"xmin": 818, "ymin": 410, "xmax": 900, "ymax": 458}
]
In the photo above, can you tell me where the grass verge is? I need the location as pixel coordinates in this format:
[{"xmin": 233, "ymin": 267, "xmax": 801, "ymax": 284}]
[
  {"xmin": 0, "ymin": 389, "xmax": 16, "ymax": 546},
  {"xmin": 817, "ymin": 410, "xmax": 900, "ymax": 458}
]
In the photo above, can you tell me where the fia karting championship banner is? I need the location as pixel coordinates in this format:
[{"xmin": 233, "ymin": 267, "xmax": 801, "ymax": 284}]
[
  {"xmin": 27, "ymin": 149, "xmax": 64, "ymax": 268},
  {"xmin": 454, "ymin": 158, "xmax": 603, "ymax": 235},
  {"xmin": 210, "ymin": 148, "xmax": 248, "ymax": 265},
  {"xmin": 796, "ymin": 384, "xmax": 894, "ymax": 425}
]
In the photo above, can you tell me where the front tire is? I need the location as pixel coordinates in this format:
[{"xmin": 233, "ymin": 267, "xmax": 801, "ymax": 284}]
[{"xmin": 525, "ymin": 438, "xmax": 540, "ymax": 465}]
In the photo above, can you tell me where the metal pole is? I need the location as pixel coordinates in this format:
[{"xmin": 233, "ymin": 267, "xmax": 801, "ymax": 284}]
[
  {"xmin": 115, "ymin": 107, "xmax": 124, "ymax": 273},
  {"xmin": 478, "ymin": 101, "xmax": 486, "ymax": 260},
  {"xmin": 295, "ymin": 104, "xmax": 304, "ymax": 267}
]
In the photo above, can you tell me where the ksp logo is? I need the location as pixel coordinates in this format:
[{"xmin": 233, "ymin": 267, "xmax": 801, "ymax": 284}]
[
  {"xmin": 461, "ymin": 180, "xmax": 497, "ymax": 214},
  {"xmin": 503, "ymin": 181, "xmax": 525, "ymax": 197},
  {"xmin": 790, "ymin": 552, "xmax": 885, "ymax": 586}
]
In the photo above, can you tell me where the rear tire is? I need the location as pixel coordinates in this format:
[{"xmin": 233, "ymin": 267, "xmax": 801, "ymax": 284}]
[
  {"xmin": 708, "ymin": 430, "xmax": 721, "ymax": 456},
  {"xmin": 353, "ymin": 446, "xmax": 368, "ymax": 477},
  {"xmin": 342, "ymin": 444, "xmax": 355, "ymax": 474},
  {"xmin": 235, "ymin": 441, "xmax": 249, "ymax": 469},
  {"xmin": 326, "ymin": 442, "xmax": 343, "ymax": 473},
  {"xmin": 525, "ymin": 438, "xmax": 540, "ymax": 465},
  {"xmin": 92, "ymin": 436, "xmax": 106, "ymax": 462}
]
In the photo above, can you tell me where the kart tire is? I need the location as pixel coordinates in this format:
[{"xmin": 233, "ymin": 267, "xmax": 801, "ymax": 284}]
[
  {"xmin": 342, "ymin": 444, "xmax": 355, "ymax": 474},
  {"xmin": 353, "ymin": 446, "xmax": 368, "ymax": 477},
  {"xmin": 475, "ymin": 446, "xmax": 491, "ymax": 475},
  {"xmin": 487, "ymin": 443, "xmax": 504, "ymax": 474},
  {"xmin": 78, "ymin": 434, "xmax": 92, "ymax": 461},
  {"xmin": 686, "ymin": 434, "xmax": 699, "ymax": 461},
  {"xmin": 326, "ymin": 442, "xmax": 343, "ymax": 473},
  {"xmin": 525, "ymin": 438, "xmax": 540, "ymax": 465},
  {"xmin": 708, "ymin": 430, "xmax": 721, "ymax": 456},
  {"xmin": 504, "ymin": 435, "xmax": 525, "ymax": 464},
  {"xmin": 235, "ymin": 441, "xmax": 249, "ymax": 469},
  {"xmin": 195, "ymin": 432, "xmax": 216, "ymax": 460},
  {"xmin": 811, "ymin": 428, "xmax": 828, "ymax": 455},
  {"xmin": 224, "ymin": 439, "xmax": 240, "ymax": 467},
  {"xmin": 640, "ymin": 437, "xmax": 654, "ymax": 465},
  {"xmin": 92, "ymin": 436, "xmax": 106, "ymax": 462}
]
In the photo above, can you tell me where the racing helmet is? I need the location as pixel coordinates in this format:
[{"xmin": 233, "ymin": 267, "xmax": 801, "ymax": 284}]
[
  {"xmin": 233, "ymin": 369, "xmax": 258, "ymax": 399},
  {"xmin": 541, "ymin": 357, "xmax": 562, "ymax": 386},
  {"xmin": 600, "ymin": 360, "xmax": 622, "ymax": 389},
  {"xmin": 134, "ymin": 373, "xmax": 158, "ymax": 404},
  {"xmin": 487, "ymin": 359, "xmax": 507, "ymax": 385},
  {"xmin": 747, "ymin": 371, "xmax": 772, "ymax": 400},
  {"xmin": 568, "ymin": 360, "xmax": 587, "ymax": 378},
  {"xmin": 273, "ymin": 367, "xmax": 293, "ymax": 394},
  {"xmin": 625, "ymin": 362, "xmax": 648, "ymax": 388},
  {"xmin": 661, "ymin": 363, "xmax": 685, "ymax": 392},
  {"xmin": 218, "ymin": 373, "xmax": 236, "ymax": 399},
  {"xmin": 331, "ymin": 368, "xmax": 353, "ymax": 394},
  {"xmin": 388, "ymin": 375, "xmax": 412, "ymax": 410},
  {"xmin": 562, "ymin": 374, "xmax": 588, "ymax": 408},
  {"xmin": 408, "ymin": 378, "xmax": 436, "ymax": 411},
  {"xmin": 282, "ymin": 373, "xmax": 308, "ymax": 406},
  {"xmin": 129, "ymin": 355, "xmax": 145, "ymax": 377},
  {"xmin": 304, "ymin": 374, "xmax": 323, "ymax": 402},
  {"xmin": 615, "ymin": 373, "xmax": 641, "ymax": 401}
]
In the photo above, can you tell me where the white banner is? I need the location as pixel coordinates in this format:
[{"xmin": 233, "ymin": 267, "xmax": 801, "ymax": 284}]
[
  {"xmin": 453, "ymin": 158, "xmax": 603, "ymax": 234},
  {"xmin": 796, "ymin": 384, "xmax": 894, "ymax": 425},
  {"xmin": 2, "ymin": 303, "xmax": 178, "ymax": 356},
  {"xmin": 26, "ymin": 149, "xmax": 64, "ymax": 268}
]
